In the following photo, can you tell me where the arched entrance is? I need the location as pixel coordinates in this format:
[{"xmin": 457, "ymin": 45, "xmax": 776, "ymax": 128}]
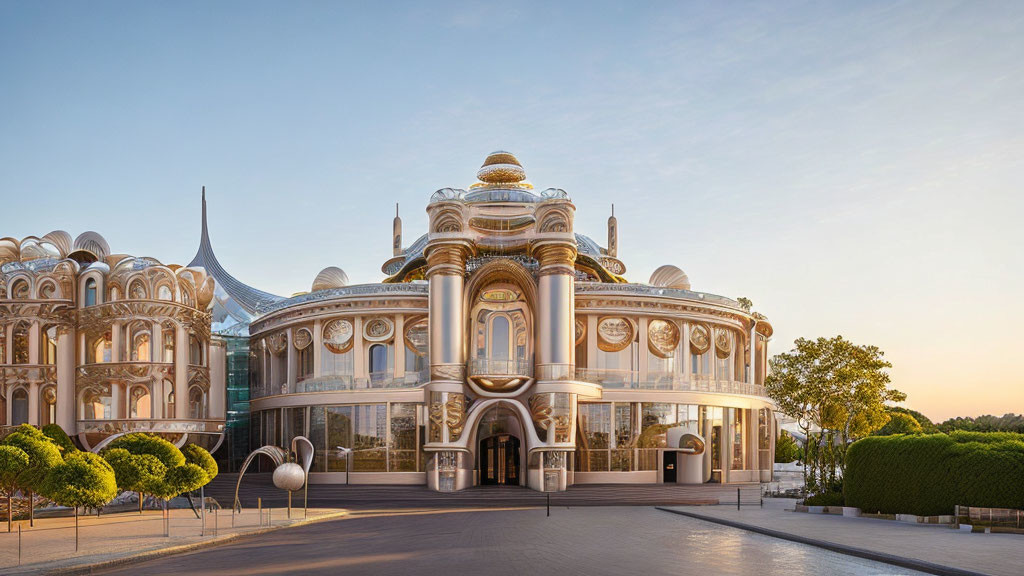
[
  {"xmin": 479, "ymin": 434, "xmax": 521, "ymax": 486},
  {"xmin": 473, "ymin": 404, "xmax": 527, "ymax": 487}
]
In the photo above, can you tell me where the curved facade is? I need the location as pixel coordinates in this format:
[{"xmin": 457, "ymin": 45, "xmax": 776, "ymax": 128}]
[
  {"xmin": 0, "ymin": 232, "xmax": 226, "ymax": 451},
  {"xmin": 248, "ymin": 152, "xmax": 776, "ymax": 491}
]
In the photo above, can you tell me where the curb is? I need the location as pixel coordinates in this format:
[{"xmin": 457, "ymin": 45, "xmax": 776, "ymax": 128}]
[
  {"xmin": 29, "ymin": 510, "xmax": 349, "ymax": 576},
  {"xmin": 655, "ymin": 507, "xmax": 986, "ymax": 576}
]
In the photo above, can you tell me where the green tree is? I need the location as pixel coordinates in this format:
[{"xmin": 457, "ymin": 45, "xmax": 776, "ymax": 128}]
[
  {"xmin": 873, "ymin": 412, "xmax": 923, "ymax": 435},
  {"xmin": 2, "ymin": 426, "xmax": 64, "ymax": 526},
  {"xmin": 774, "ymin": 430, "xmax": 801, "ymax": 463},
  {"xmin": 41, "ymin": 424, "xmax": 77, "ymax": 455},
  {"xmin": 737, "ymin": 297, "xmax": 753, "ymax": 312},
  {"xmin": 44, "ymin": 452, "xmax": 117, "ymax": 550},
  {"xmin": 766, "ymin": 336, "xmax": 905, "ymax": 495},
  {"xmin": 0, "ymin": 445, "xmax": 29, "ymax": 532},
  {"xmin": 182, "ymin": 444, "xmax": 218, "ymax": 483},
  {"xmin": 103, "ymin": 448, "xmax": 167, "ymax": 513},
  {"xmin": 101, "ymin": 434, "xmax": 212, "ymax": 513}
]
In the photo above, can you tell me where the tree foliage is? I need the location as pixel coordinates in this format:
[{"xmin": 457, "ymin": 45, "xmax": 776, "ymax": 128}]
[
  {"xmin": 41, "ymin": 424, "xmax": 77, "ymax": 455},
  {"xmin": 938, "ymin": 413, "xmax": 1024, "ymax": 434},
  {"xmin": 0, "ymin": 446, "xmax": 29, "ymax": 498},
  {"xmin": 182, "ymin": 444, "xmax": 218, "ymax": 483},
  {"xmin": 766, "ymin": 336, "xmax": 905, "ymax": 495},
  {"xmin": 873, "ymin": 412, "xmax": 922, "ymax": 435},
  {"xmin": 104, "ymin": 434, "xmax": 185, "ymax": 469},
  {"xmin": 103, "ymin": 448, "xmax": 167, "ymax": 494},
  {"xmin": 44, "ymin": 452, "xmax": 117, "ymax": 510},
  {"xmin": 1, "ymin": 427, "xmax": 64, "ymax": 498},
  {"xmin": 774, "ymin": 430, "xmax": 802, "ymax": 463}
]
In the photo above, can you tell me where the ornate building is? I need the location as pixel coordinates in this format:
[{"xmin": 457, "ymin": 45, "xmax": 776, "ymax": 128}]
[
  {"xmin": 247, "ymin": 151, "xmax": 776, "ymax": 491},
  {"xmin": 0, "ymin": 151, "xmax": 775, "ymax": 491},
  {"xmin": 0, "ymin": 231, "xmax": 226, "ymax": 451}
]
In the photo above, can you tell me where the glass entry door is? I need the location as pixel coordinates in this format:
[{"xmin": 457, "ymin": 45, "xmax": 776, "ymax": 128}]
[{"xmin": 480, "ymin": 434, "xmax": 521, "ymax": 486}]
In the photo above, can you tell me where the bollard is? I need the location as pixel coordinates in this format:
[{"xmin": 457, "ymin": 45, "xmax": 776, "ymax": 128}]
[
  {"xmin": 546, "ymin": 493, "xmax": 550, "ymax": 517},
  {"xmin": 737, "ymin": 488, "xmax": 741, "ymax": 510},
  {"xmin": 200, "ymin": 486, "xmax": 206, "ymax": 537},
  {"xmin": 18, "ymin": 523, "xmax": 22, "ymax": 566},
  {"xmin": 214, "ymin": 508, "xmax": 218, "ymax": 537},
  {"xmin": 257, "ymin": 498, "xmax": 262, "ymax": 527}
]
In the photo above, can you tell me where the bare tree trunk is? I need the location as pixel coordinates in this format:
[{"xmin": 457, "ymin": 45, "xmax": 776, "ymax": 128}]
[
  {"xmin": 28, "ymin": 490, "xmax": 33, "ymax": 527},
  {"xmin": 6, "ymin": 495, "xmax": 11, "ymax": 533},
  {"xmin": 139, "ymin": 492, "xmax": 144, "ymax": 514}
]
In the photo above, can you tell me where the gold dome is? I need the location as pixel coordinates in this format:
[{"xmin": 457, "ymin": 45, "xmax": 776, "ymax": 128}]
[{"xmin": 476, "ymin": 150, "xmax": 527, "ymax": 185}]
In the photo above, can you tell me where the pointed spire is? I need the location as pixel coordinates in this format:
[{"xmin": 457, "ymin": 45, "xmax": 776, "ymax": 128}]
[
  {"xmin": 392, "ymin": 202, "xmax": 403, "ymax": 256},
  {"xmin": 200, "ymin": 186, "xmax": 210, "ymax": 247},
  {"xmin": 607, "ymin": 203, "xmax": 618, "ymax": 258}
]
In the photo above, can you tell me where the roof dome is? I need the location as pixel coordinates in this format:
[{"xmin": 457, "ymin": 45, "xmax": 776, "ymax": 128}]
[
  {"xmin": 312, "ymin": 266, "xmax": 350, "ymax": 292},
  {"xmin": 650, "ymin": 265, "xmax": 691, "ymax": 290},
  {"xmin": 73, "ymin": 231, "xmax": 110, "ymax": 260},
  {"xmin": 476, "ymin": 150, "xmax": 526, "ymax": 185}
]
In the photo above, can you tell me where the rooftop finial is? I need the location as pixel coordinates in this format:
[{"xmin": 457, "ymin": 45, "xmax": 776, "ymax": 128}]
[{"xmin": 392, "ymin": 202, "xmax": 403, "ymax": 257}]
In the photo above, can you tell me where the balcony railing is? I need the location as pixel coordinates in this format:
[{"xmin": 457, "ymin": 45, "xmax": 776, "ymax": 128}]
[
  {"xmin": 284, "ymin": 369, "xmax": 431, "ymax": 395},
  {"xmin": 467, "ymin": 358, "xmax": 534, "ymax": 378},
  {"xmin": 574, "ymin": 369, "xmax": 768, "ymax": 397},
  {"xmin": 77, "ymin": 418, "xmax": 225, "ymax": 435}
]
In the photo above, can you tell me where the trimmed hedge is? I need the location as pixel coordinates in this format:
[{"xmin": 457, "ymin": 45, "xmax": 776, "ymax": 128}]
[{"xmin": 845, "ymin": 432, "xmax": 1024, "ymax": 516}]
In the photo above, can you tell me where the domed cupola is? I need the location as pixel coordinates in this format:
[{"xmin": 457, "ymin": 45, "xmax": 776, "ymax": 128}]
[
  {"xmin": 311, "ymin": 266, "xmax": 350, "ymax": 292},
  {"xmin": 650, "ymin": 264, "xmax": 691, "ymax": 291},
  {"xmin": 465, "ymin": 151, "xmax": 539, "ymax": 203}
]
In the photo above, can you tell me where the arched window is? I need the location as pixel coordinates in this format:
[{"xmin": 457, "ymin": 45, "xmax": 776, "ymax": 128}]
[
  {"xmin": 41, "ymin": 386, "xmax": 57, "ymax": 426},
  {"xmin": 162, "ymin": 326, "xmax": 175, "ymax": 362},
  {"xmin": 82, "ymin": 388, "xmax": 111, "ymax": 420},
  {"xmin": 108, "ymin": 285, "xmax": 119, "ymax": 302},
  {"xmin": 188, "ymin": 387, "xmax": 206, "ymax": 419},
  {"xmin": 321, "ymin": 320, "xmax": 354, "ymax": 379},
  {"xmin": 11, "ymin": 388, "xmax": 29, "ymax": 425},
  {"xmin": 129, "ymin": 386, "xmax": 151, "ymax": 418},
  {"xmin": 127, "ymin": 322, "xmax": 151, "ymax": 362},
  {"xmin": 189, "ymin": 336, "xmax": 204, "ymax": 366},
  {"xmin": 41, "ymin": 326, "xmax": 58, "ymax": 365},
  {"xmin": 128, "ymin": 280, "xmax": 147, "ymax": 300},
  {"xmin": 368, "ymin": 344, "xmax": 389, "ymax": 375},
  {"xmin": 165, "ymin": 385, "xmax": 176, "ymax": 418},
  {"xmin": 90, "ymin": 333, "xmax": 112, "ymax": 363},
  {"xmin": 0, "ymin": 337, "xmax": 6, "ymax": 365},
  {"xmin": 489, "ymin": 315, "xmax": 511, "ymax": 361},
  {"xmin": 84, "ymin": 278, "xmax": 97, "ymax": 307},
  {"xmin": 12, "ymin": 323, "xmax": 30, "ymax": 364},
  {"xmin": 180, "ymin": 288, "xmax": 193, "ymax": 307},
  {"xmin": 156, "ymin": 285, "xmax": 173, "ymax": 301},
  {"xmin": 10, "ymin": 280, "xmax": 29, "ymax": 300}
]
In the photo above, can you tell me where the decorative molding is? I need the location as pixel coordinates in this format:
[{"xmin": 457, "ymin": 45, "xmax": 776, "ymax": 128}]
[
  {"xmin": 363, "ymin": 317, "xmax": 395, "ymax": 342},
  {"xmin": 647, "ymin": 319, "xmax": 679, "ymax": 358},
  {"xmin": 597, "ymin": 317, "xmax": 634, "ymax": 352}
]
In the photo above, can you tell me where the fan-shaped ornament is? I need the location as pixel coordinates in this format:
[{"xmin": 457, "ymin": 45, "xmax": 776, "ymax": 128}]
[
  {"xmin": 311, "ymin": 267, "xmax": 350, "ymax": 292},
  {"xmin": 649, "ymin": 265, "xmax": 691, "ymax": 291}
]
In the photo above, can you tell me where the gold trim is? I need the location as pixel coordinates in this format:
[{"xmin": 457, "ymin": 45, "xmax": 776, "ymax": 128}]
[
  {"xmin": 647, "ymin": 319, "xmax": 679, "ymax": 358},
  {"xmin": 597, "ymin": 316, "xmax": 634, "ymax": 352}
]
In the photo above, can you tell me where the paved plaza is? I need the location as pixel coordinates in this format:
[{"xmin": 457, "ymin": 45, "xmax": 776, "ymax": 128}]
[{"xmin": 93, "ymin": 507, "xmax": 925, "ymax": 576}]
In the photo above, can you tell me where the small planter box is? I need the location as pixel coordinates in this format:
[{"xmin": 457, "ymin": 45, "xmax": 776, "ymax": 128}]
[{"xmin": 842, "ymin": 507, "xmax": 861, "ymax": 517}]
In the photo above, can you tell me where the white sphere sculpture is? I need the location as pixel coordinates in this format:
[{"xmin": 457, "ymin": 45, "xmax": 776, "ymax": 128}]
[{"xmin": 272, "ymin": 462, "xmax": 305, "ymax": 491}]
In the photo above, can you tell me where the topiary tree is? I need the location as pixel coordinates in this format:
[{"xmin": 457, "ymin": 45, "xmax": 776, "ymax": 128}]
[
  {"xmin": 0, "ymin": 445, "xmax": 29, "ymax": 532},
  {"xmin": 182, "ymin": 444, "xmax": 218, "ymax": 484},
  {"xmin": 101, "ymin": 434, "xmax": 211, "ymax": 516},
  {"xmin": 2, "ymin": 427, "xmax": 64, "ymax": 526},
  {"xmin": 104, "ymin": 433, "xmax": 185, "ymax": 470},
  {"xmin": 103, "ymin": 448, "xmax": 167, "ymax": 513},
  {"xmin": 44, "ymin": 452, "xmax": 117, "ymax": 550},
  {"xmin": 41, "ymin": 424, "xmax": 77, "ymax": 456}
]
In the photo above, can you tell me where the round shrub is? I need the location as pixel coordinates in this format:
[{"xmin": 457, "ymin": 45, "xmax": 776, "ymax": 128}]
[
  {"xmin": 2, "ymin": 431, "xmax": 64, "ymax": 498},
  {"xmin": 44, "ymin": 452, "xmax": 117, "ymax": 510},
  {"xmin": 182, "ymin": 444, "xmax": 218, "ymax": 483},
  {"xmin": 0, "ymin": 445, "xmax": 30, "ymax": 496},
  {"xmin": 160, "ymin": 464, "xmax": 208, "ymax": 499},
  {"xmin": 41, "ymin": 424, "xmax": 77, "ymax": 455},
  {"xmin": 104, "ymin": 433, "xmax": 185, "ymax": 469}
]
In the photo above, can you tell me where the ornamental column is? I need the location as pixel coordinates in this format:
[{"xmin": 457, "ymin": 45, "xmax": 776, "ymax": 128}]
[
  {"xmin": 175, "ymin": 323, "xmax": 188, "ymax": 418},
  {"xmin": 425, "ymin": 243, "xmax": 471, "ymax": 383},
  {"xmin": 748, "ymin": 324, "xmax": 757, "ymax": 385},
  {"xmin": 534, "ymin": 242, "xmax": 577, "ymax": 382},
  {"xmin": 56, "ymin": 325, "xmax": 76, "ymax": 432}
]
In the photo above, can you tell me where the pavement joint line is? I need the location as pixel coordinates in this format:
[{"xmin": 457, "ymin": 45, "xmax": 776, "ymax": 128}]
[
  {"xmin": 654, "ymin": 507, "xmax": 987, "ymax": 576},
  {"xmin": 28, "ymin": 510, "xmax": 350, "ymax": 576}
]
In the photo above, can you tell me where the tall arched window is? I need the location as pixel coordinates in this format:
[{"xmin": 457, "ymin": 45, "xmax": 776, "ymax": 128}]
[
  {"xmin": 189, "ymin": 336, "xmax": 204, "ymax": 366},
  {"xmin": 188, "ymin": 387, "xmax": 206, "ymax": 419},
  {"xmin": 84, "ymin": 278, "xmax": 97, "ymax": 307},
  {"xmin": 12, "ymin": 322, "xmax": 30, "ymax": 364},
  {"xmin": 128, "ymin": 280, "xmax": 147, "ymax": 300},
  {"xmin": 11, "ymin": 388, "xmax": 28, "ymax": 425},
  {"xmin": 41, "ymin": 326, "xmax": 58, "ymax": 365},
  {"xmin": 129, "ymin": 386, "xmax": 151, "ymax": 418},
  {"xmin": 82, "ymin": 389, "xmax": 111, "ymax": 420},
  {"xmin": 126, "ymin": 322, "xmax": 151, "ymax": 362},
  {"xmin": 162, "ymin": 326, "xmax": 175, "ymax": 362},
  {"xmin": 90, "ymin": 333, "xmax": 112, "ymax": 363},
  {"xmin": 368, "ymin": 344, "xmax": 389, "ymax": 375},
  {"xmin": 165, "ymin": 385, "xmax": 176, "ymax": 418},
  {"xmin": 489, "ymin": 315, "xmax": 511, "ymax": 361},
  {"xmin": 156, "ymin": 285, "xmax": 173, "ymax": 301},
  {"xmin": 41, "ymin": 386, "xmax": 57, "ymax": 426}
]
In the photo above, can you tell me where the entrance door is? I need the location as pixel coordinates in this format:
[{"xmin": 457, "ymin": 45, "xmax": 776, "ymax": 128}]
[
  {"xmin": 480, "ymin": 434, "xmax": 521, "ymax": 486},
  {"xmin": 663, "ymin": 451, "xmax": 677, "ymax": 483}
]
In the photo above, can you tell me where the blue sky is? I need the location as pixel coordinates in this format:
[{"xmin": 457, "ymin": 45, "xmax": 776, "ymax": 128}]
[{"xmin": 2, "ymin": 1, "xmax": 1022, "ymax": 420}]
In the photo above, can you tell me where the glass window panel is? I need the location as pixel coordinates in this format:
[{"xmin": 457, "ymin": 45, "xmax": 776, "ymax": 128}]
[
  {"xmin": 489, "ymin": 316, "xmax": 510, "ymax": 360},
  {"xmin": 732, "ymin": 408, "xmax": 745, "ymax": 470},
  {"xmin": 326, "ymin": 406, "xmax": 353, "ymax": 472},
  {"xmin": 353, "ymin": 404, "xmax": 387, "ymax": 471},
  {"xmin": 389, "ymin": 403, "xmax": 418, "ymax": 472},
  {"xmin": 310, "ymin": 406, "xmax": 326, "ymax": 472}
]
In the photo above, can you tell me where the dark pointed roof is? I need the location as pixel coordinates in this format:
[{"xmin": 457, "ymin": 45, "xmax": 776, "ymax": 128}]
[{"xmin": 188, "ymin": 189, "xmax": 283, "ymax": 317}]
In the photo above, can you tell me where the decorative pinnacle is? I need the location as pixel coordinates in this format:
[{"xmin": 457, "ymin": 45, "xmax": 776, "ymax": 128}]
[{"xmin": 476, "ymin": 150, "xmax": 527, "ymax": 184}]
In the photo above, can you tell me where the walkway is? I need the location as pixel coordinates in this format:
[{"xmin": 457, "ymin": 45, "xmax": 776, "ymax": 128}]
[
  {"xmin": 660, "ymin": 498, "xmax": 1023, "ymax": 576},
  {"xmin": 92, "ymin": 507, "xmax": 924, "ymax": 576},
  {"xmin": 210, "ymin": 472, "xmax": 761, "ymax": 508},
  {"xmin": 0, "ymin": 507, "xmax": 346, "ymax": 575}
]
